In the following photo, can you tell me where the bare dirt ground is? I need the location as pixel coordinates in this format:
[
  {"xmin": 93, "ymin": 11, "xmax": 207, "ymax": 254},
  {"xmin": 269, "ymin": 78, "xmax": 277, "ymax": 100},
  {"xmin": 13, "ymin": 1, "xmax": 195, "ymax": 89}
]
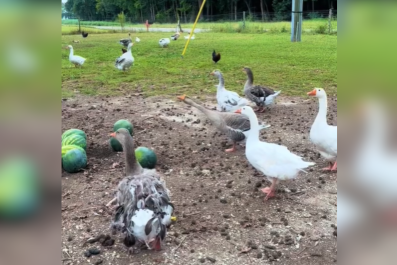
[{"xmin": 61, "ymin": 92, "xmax": 337, "ymax": 265}]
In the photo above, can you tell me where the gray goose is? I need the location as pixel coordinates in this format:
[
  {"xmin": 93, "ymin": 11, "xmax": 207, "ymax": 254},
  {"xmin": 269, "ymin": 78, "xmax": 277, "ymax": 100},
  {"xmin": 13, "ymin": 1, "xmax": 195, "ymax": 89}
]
[
  {"xmin": 108, "ymin": 128, "xmax": 174, "ymax": 252},
  {"xmin": 242, "ymin": 67, "xmax": 281, "ymax": 113},
  {"xmin": 119, "ymin": 33, "xmax": 132, "ymax": 48},
  {"xmin": 177, "ymin": 95, "xmax": 270, "ymax": 152}
]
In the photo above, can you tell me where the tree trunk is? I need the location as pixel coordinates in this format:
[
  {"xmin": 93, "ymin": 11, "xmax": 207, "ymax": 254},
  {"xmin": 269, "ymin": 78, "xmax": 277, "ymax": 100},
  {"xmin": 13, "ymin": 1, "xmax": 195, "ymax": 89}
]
[
  {"xmin": 234, "ymin": 2, "xmax": 237, "ymax": 21},
  {"xmin": 243, "ymin": 0, "xmax": 252, "ymax": 15},
  {"xmin": 260, "ymin": 0, "xmax": 264, "ymax": 21},
  {"xmin": 198, "ymin": 0, "xmax": 203, "ymax": 19}
]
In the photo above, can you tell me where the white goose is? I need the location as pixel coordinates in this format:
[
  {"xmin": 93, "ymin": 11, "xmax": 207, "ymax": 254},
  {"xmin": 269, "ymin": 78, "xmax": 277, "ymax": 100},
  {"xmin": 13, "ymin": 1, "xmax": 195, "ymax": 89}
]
[
  {"xmin": 67, "ymin": 45, "xmax": 86, "ymax": 67},
  {"xmin": 159, "ymin": 38, "xmax": 170, "ymax": 48},
  {"xmin": 210, "ymin": 70, "xmax": 248, "ymax": 112},
  {"xmin": 115, "ymin": 42, "xmax": 134, "ymax": 71},
  {"xmin": 308, "ymin": 88, "xmax": 337, "ymax": 171},
  {"xmin": 353, "ymin": 99, "xmax": 397, "ymax": 219},
  {"xmin": 236, "ymin": 106, "xmax": 315, "ymax": 201}
]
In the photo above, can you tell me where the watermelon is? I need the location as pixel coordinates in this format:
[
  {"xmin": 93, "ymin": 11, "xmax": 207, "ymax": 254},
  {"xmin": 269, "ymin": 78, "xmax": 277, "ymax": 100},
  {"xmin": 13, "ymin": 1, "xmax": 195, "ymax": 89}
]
[
  {"xmin": 109, "ymin": 137, "xmax": 123, "ymax": 152},
  {"xmin": 62, "ymin": 145, "xmax": 85, "ymax": 157},
  {"xmin": 0, "ymin": 158, "xmax": 40, "ymax": 220},
  {"xmin": 113, "ymin": 120, "xmax": 133, "ymax": 135},
  {"xmin": 135, "ymin": 147, "xmax": 157, "ymax": 169},
  {"xmin": 62, "ymin": 134, "xmax": 87, "ymax": 150},
  {"xmin": 62, "ymin": 149, "xmax": 87, "ymax": 173},
  {"xmin": 110, "ymin": 119, "xmax": 133, "ymax": 152},
  {"xmin": 62, "ymin": 129, "xmax": 86, "ymax": 140}
]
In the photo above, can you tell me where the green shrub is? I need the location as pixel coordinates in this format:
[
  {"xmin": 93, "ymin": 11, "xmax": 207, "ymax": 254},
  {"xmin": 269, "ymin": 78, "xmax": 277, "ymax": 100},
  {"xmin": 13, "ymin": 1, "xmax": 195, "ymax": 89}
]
[{"xmin": 315, "ymin": 24, "xmax": 327, "ymax": 34}]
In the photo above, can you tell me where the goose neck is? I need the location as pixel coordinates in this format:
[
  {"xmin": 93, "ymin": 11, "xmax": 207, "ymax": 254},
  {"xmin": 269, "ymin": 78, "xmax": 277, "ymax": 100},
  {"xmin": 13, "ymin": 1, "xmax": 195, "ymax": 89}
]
[
  {"xmin": 247, "ymin": 113, "xmax": 260, "ymax": 141},
  {"xmin": 314, "ymin": 96, "xmax": 328, "ymax": 125},
  {"xmin": 123, "ymin": 136, "xmax": 142, "ymax": 176}
]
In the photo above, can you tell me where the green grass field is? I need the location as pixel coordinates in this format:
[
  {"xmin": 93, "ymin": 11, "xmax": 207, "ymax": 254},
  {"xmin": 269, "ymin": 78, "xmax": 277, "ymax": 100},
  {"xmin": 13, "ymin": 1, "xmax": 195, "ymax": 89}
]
[
  {"xmin": 61, "ymin": 31, "xmax": 337, "ymax": 99},
  {"xmin": 62, "ymin": 19, "xmax": 337, "ymax": 34}
]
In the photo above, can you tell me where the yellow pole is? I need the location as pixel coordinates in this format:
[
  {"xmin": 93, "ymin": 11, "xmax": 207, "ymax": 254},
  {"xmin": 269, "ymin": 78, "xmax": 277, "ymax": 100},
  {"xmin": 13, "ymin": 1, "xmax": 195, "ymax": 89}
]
[{"xmin": 181, "ymin": 0, "xmax": 207, "ymax": 58}]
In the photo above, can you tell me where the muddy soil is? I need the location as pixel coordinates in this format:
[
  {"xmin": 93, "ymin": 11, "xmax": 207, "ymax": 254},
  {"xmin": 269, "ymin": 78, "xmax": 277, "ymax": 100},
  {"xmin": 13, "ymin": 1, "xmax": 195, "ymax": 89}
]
[{"xmin": 61, "ymin": 93, "xmax": 337, "ymax": 265}]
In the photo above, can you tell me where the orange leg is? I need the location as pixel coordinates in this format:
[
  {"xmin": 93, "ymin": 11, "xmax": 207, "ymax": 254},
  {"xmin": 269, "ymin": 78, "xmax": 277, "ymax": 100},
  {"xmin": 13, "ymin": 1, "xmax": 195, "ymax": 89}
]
[
  {"xmin": 331, "ymin": 161, "xmax": 337, "ymax": 171},
  {"xmin": 260, "ymin": 179, "xmax": 277, "ymax": 201},
  {"xmin": 323, "ymin": 162, "xmax": 333, "ymax": 171},
  {"xmin": 225, "ymin": 143, "xmax": 236, "ymax": 152}
]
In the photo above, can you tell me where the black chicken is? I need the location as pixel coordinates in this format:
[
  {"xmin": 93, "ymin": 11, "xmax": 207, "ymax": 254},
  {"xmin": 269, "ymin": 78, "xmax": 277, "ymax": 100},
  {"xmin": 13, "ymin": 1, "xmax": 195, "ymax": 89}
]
[
  {"xmin": 212, "ymin": 50, "xmax": 221, "ymax": 63},
  {"xmin": 81, "ymin": 31, "xmax": 88, "ymax": 38}
]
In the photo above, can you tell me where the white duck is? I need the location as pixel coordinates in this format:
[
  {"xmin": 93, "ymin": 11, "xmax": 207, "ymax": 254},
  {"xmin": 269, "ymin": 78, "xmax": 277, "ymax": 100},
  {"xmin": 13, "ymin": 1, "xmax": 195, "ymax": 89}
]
[
  {"xmin": 308, "ymin": 88, "xmax": 337, "ymax": 171},
  {"xmin": 184, "ymin": 34, "xmax": 195, "ymax": 40},
  {"xmin": 236, "ymin": 106, "xmax": 315, "ymax": 201},
  {"xmin": 210, "ymin": 70, "xmax": 248, "ymax": 112},
  {"xmin": 135, "ymin": 37, "xmax": 141, "ymax": 43},
  {"xmin": 115, "ymin": 42, "xmax": 134, "ymax": 71},
  {"xmin": 67, "ymin": 45, "xmax": 86, "ymax": 67},
  {"xmin": 159, "ymin": 38, "xmax": 170, "ymax": 48}
]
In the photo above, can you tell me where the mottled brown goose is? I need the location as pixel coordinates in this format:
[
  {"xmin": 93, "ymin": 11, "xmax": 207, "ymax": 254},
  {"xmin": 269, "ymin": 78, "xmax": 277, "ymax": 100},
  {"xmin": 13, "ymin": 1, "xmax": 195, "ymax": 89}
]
[{"xmin": 108, "ymin": 128, "xmax": 173, "ymax": 252}]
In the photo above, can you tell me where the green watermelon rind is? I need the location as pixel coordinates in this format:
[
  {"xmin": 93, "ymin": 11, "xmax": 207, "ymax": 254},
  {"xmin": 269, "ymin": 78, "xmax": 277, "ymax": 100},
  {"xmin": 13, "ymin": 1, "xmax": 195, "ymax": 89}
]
[
  {"xmin": 62, "ymin": 145, "xmax": 85, "ymax": 157},
  {"xmin": 113, "ymin": 120, "xmax": 133, "ymax": 135},
  {"xmin": 62, "ymin": 129, "xmax": 87, "ymax": 140},
  {"xmin": 62, "ymin": 149, "xmax": 87, "ymax": 173},
  {"xmin": 135, "ymin": 146, "xmax": 157, "ymax": 169},
  {"xmin": 109, "ymin": 138, "xmax": 123, "ymax": 152},
  {"xmin": 62, "ymin": 134, "xmax": 87, "ymax": 150}
]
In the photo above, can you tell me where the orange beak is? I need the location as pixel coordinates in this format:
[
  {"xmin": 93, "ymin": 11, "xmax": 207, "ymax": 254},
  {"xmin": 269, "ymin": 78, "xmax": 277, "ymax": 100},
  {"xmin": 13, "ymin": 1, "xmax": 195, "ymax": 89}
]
[
  {"xmin": 177, "ymin": 95, "xmax": 186, "ymax": 100},
  {"xmin": 235, "ymin": 109, "xmax": 242, "ymax": 114},
  {"xmin": 109, "ymin": 132, "xmax": 116, "ymax": 137},
  {"xmin": 307, "ymin": 89, "xmax": 317, "ymax": 96}
]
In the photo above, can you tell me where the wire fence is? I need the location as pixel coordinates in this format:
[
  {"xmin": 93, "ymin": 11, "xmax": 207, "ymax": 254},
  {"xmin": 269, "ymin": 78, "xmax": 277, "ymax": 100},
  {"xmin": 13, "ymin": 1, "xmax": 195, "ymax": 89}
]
[{"xmin": 61, "ymin": 10, "xmax": 337, "ymax": 25}]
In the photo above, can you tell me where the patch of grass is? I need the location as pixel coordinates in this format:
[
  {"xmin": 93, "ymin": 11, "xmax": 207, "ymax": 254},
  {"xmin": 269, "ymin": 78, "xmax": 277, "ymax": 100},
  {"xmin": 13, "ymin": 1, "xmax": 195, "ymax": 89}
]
[
  {"xmin": 61, "ymin": 32, "xmax": 337, "ymax": 99},
  {"xmin": 62, "ymin": 25, "xmax": 116, "ymax": 35}
]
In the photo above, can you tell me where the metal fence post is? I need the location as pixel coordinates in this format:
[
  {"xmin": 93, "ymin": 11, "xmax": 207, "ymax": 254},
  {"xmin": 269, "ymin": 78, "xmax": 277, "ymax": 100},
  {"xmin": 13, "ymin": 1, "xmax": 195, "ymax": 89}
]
[
  {"xmin": 328, "ymin": 8, "xmax": 333, "ymax": 34},
  {"xmin": 243, "ymin": 11, "xmax": 246, "ymax": 29}
]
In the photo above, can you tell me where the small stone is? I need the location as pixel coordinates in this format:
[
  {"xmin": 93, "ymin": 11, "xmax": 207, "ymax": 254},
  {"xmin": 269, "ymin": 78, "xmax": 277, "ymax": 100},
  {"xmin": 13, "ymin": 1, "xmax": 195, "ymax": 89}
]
[
  {"xmin": 206, "ymin": 256, "xmax": 216, "ymax": 263},
  {"xmin": 84, "ymin": 251, "xmax": 91, "ymax": 258},
  {"xmin": 225, "ymin": 235, "xmax": 231, "ymax": 240},
  {"xmin": 94, "ymin": 261, "xmax": 103, "ymax": 265},
  {"xmin": 264, "ymin": 244, "xmax": 276, "ymax": 250},
  {"xmin": 199, "ymin": 257, "xmax": 206, "ymax": 263},
  {"xmin": 102, "ymin": 239, "xmax": 115, "ymax": 246},
  {"xmin": 220, "ymin": 198, "xmax": 227, "ymax": 204},
  {"xmin": 300, "ymin": 231, "xmax": 305, "ymax": 236},
  {"xmin": 284, "ymin": 209, "xmax": 292, "ymax": 213},
  {"xmin": 256, "ymin": 252, "xmax": 263, "ymax": 259},
  {"xmin": 223, "ymin": 214, "xmax": 230, "ymax": 219},
  {"xmin": 255, "ymin": 181, "xmax": 262, "ymax": 188},
  {"xmin": 88, "ymin": 248, "xmax": 101, "ymax": 255},
  {"xmin": 68, "ymin": 236, "xmax": 73, "ymax": 242},
  {"xmin": 190, "ymin": 249, "xmax": 195, "ymax": 253},
  {"xmin": 310, "ymin": 253, "xmax": 323, "ymax": 257}
]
